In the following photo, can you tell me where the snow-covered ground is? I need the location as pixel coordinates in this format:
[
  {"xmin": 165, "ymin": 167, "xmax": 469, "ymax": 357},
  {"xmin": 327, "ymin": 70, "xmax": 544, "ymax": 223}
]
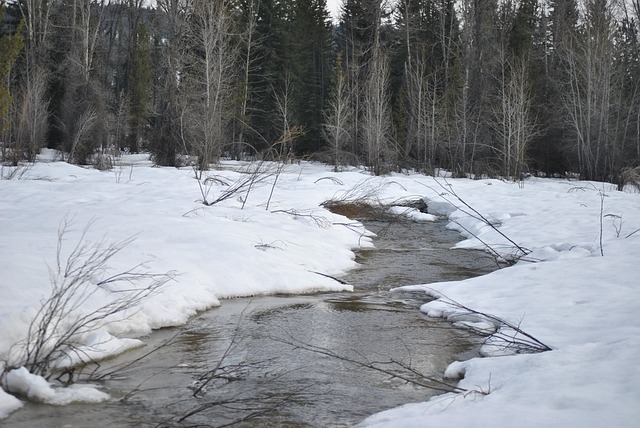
[{"xmin": 1, "ymin": 152, "xmax": 639, "ymax": 427}]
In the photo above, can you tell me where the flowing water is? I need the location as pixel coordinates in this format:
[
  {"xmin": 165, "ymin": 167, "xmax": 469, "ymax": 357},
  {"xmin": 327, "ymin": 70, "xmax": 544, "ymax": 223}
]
[{"xmin": 5, "ymin": 219, "xmax": 496, "ymax": 428}]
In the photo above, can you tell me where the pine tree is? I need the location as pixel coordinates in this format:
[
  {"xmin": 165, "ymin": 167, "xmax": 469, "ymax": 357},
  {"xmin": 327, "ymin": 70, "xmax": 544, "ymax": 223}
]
[
  {"xmin": 0, "ymin": 2, "xmax": 24, "ymax": 163},
  {"xmin": 128, "ymin": 22, "xmax": 152, "ymax": 153},
  {"xmin": 149, "ymin": 0, "xmax": 190, "ymax": 167},
  {"xmin": 453, "ymin": 0, "xmax": 499, "ymax": 175},
  {"xmin": 509, "ymin": 0, "xmax": 538, "ymax": 59},
  {"xmin": 247, "ymin": 0, "xmax": 292, "ymax": 150},
  {"xmin": 615, "ymin": 10, "xmax": 640, "ymax": 169},
  {"xmin": 527, "ymin": 0, "xmax": 578, "ymax": 174},
  {"xmin": 290, "ymin": 0, "xmax": 332, "ymax": 153}
]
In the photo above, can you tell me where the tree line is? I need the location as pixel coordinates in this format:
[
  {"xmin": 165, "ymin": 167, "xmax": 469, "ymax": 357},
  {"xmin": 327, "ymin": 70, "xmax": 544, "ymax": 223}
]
[{"xmin": 1, "ymin": 0, "xmax": 639, "ymax": 184}]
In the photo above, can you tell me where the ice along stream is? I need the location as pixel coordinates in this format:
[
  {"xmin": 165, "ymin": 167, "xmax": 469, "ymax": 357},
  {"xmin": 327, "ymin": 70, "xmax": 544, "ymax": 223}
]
[{"xmin": 5, "ymin": 218, "xmax": 496, "ymax": 427}]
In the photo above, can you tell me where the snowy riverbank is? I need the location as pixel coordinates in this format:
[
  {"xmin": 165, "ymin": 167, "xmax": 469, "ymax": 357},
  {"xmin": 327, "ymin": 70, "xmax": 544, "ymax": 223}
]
[
  {"xmin": 1, "ymin": 154, "xmax": 639, "ymax": 426},
  {"xmin": 361, "ymin": 176, "xmax": 640, "ymax": 428}
]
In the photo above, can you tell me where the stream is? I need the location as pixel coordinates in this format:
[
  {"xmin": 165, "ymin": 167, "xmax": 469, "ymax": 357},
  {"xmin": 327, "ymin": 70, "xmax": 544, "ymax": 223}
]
[{"xmin": 5, "ymin": 219, "xmax": 496, "ymax": 427}]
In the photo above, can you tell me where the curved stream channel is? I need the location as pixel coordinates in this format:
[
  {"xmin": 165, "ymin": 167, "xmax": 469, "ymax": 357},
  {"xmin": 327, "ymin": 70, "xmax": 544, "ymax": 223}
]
[{"xmin": 6, "ymin": 219, "xmax": 496, "ymax": 427}]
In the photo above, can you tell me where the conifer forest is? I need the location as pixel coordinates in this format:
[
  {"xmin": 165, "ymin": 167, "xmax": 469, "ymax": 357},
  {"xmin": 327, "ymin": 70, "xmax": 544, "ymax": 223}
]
[{"xmin": 1, "ymin": 0, "xmax": 639, "ymax": 184}]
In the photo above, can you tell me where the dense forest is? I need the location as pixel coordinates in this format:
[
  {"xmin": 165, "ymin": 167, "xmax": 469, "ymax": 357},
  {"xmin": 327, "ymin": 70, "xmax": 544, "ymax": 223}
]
[{"xmin": 1, "ymin": 0, "xmax": 639, "ymax": 184}]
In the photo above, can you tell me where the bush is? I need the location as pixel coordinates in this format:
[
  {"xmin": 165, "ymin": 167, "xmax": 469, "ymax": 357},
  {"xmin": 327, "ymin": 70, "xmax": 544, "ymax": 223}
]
[{"xmin": 3, "ymin": 218, "xmax": 175, "ymax": 383}]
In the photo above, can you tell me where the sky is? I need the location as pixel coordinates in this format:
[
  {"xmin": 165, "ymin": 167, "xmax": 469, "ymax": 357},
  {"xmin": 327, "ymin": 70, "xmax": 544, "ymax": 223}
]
[
  {"xmin": 1, "ymin": 152, "xmax": 639, "ymax": 426},
  {"xmin": 328, "ymin": 0, "xmax": 342, "ymax": 20}
]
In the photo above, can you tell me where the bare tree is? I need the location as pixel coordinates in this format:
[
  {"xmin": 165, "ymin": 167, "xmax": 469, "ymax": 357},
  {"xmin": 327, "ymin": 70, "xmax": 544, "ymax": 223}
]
[
  {"xmin": 272, "ymin": 71, "xmax": 297, "ymax": 157},
  {"xmin": 15, "ymin": 68, "xmax": 49, "ymax": 162},
  {"xmin": 492, "ymin": 54, "xmax": 538, "ymax": 179},
  {"xmin": 404, "ymin": 53, "xmax": 441, "ymax": 173},
  {"xmin": 633, "ymin": 0, "xmax": 640, "ymax": 165},
  {"xmin": 562, "ymin": 0, "xmax": 623, "ymax": 181},
  {"xmin": 323, "ymin": 52, "xmax": 352, "ymax": 170},
  {"xmin": 18, "ymin": 0, "xmax": 54, "ymax": 72},
  {"xmin": 341, "ymin": 0, "xmax": 375, "ymax": 164},
  {"xmin": 396, "ymin": 0, "xmax": 454, "ymax": 173},
  {"xmin": 2, "ymin": 1, "xmax": 48, "ymax": 164},
  {"xmin": 68, "ymin": 108, "xmax": 99, "ymax": 164},
  {"xmin": 362, "ymin": 10, "xmax": 394, "ymax": 175},
  {"xmin": 188, "ymin": 0, "xmax": 237, "ymax": 174},
  {"xmin": 449, "ymin": 0, "xmax": 479, "ymax": 175},
  {"xmin": 75, "ymin": 0, "xmax": 107, "ymax": 83}
]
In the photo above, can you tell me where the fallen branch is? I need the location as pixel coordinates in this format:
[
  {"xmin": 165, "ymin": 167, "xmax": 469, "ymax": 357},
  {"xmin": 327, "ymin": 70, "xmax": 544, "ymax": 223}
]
[
  {"xmin": 307, "ymin": 270, "xmax": 349, "ymax": 285},
  {"xmin": 422, "ymin": 179, "xmax": 532, "ymax": 264},
  {"xmin": 314, "ymin": 176, "xmax": 344, "ymax": 185},
  {"xmin": 275, "ymin": 336, "xmax": 467, "ymax": 395},
  {"xmin": 270, "ymin": 208, "xmax": 331, "ymax": 228},
  {"xmin": 428, "ymin": 292, "xmax": 552, "ymax": 355}
]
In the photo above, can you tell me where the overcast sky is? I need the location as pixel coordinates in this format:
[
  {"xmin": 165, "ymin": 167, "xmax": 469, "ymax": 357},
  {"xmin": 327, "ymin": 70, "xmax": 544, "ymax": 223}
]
[{"xmin": 328, "ymin": 0, "xmax": 342, "ymax": 21}]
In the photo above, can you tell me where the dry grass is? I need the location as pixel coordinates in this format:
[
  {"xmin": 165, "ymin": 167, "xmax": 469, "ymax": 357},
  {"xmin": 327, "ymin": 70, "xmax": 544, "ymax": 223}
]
[{"xmin": 323, "ymin": 202, "xmax": 378, "ymax": 220}]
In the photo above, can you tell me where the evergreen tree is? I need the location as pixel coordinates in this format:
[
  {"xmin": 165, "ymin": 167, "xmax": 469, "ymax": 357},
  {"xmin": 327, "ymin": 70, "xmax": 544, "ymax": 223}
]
[
  {"xmin": 615, "ymin": 13, "xmax": 640, "ymax": 168},
  {"xmin": 149, "ymin": 0, "xmax": 190, "ymax": 166},
  {"xmin": 452, "ymin": 0, "xmax": 499, "ymax": 175},
  {"xmin": 0, "ymin": 2, "xmax": 24, "ymax": 163},
  {"xmin": 528, "ymin": 0, "xmax": 578, "ymax": 174},
  {"xmin": 247, "ymin": 0, "xmax": 292, "ymax": 150},
  {"xmin": 0, "ymin": 0, "xmax": 635, "ymax": 179},
  {"xmin": 509, "ymin": 0, "xmax": 538, "ymax": 59},
  {"xmin": 0, "ymin": 3, "xmax": 22, "ymax": 128},
  {"xmin": 290, "ymin": 0, "xmax": 331, "ymax": 153},
  {"xmin": 128, "ymin": 22, "xmax": 152, "ymax": 153}
]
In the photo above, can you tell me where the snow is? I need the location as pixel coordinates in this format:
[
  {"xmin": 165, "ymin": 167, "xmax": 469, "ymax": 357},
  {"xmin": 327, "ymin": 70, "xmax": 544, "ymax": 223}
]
[
  {"xmin": 5, "ymin": 367, "xmax": 109, "ymax": 405},
  {"xmin": 0, "ymin": 384, "xmax": 22, "ymax": 419},
  {"xmin": 387, "ymin": 205, "xmax": 439, "ymax": 222},
  {"xmin": 1, "ymin": 153, "xmax": 640, "ymax": 426},
  {"xmin": 359, "ymin": 179, "xmax": 640, "ymax": 427}
]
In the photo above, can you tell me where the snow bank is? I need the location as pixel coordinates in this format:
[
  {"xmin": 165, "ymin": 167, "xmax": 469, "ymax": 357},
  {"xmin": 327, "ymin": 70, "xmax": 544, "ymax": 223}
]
[
  {"xmin": 387, "ymin": 206, "xmax": 439, "ymax": 222},
  {"xmin": 5, "ymin": 367, "xmax": 108, "ymax": 405},
  {"xmin": 0, "ymin": 386, "xmax": 22, "ymax": 419}
]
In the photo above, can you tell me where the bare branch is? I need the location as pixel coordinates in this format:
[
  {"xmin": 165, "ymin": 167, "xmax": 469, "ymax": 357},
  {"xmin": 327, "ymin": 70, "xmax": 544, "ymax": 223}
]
[
  {"xmin": 5, "ymin": 218, "xmax": 176, "ymax": 381},
  {"xmin": 422, "ymin": 179, "xmax": 532, "ymax": 264},
  {"xmin": 274, "ymin": 335, "xmax": 467, "ymax": 395},
  {"xmin": 428, "ymin": 292, "xmax": 552, "ymax": 354}
]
